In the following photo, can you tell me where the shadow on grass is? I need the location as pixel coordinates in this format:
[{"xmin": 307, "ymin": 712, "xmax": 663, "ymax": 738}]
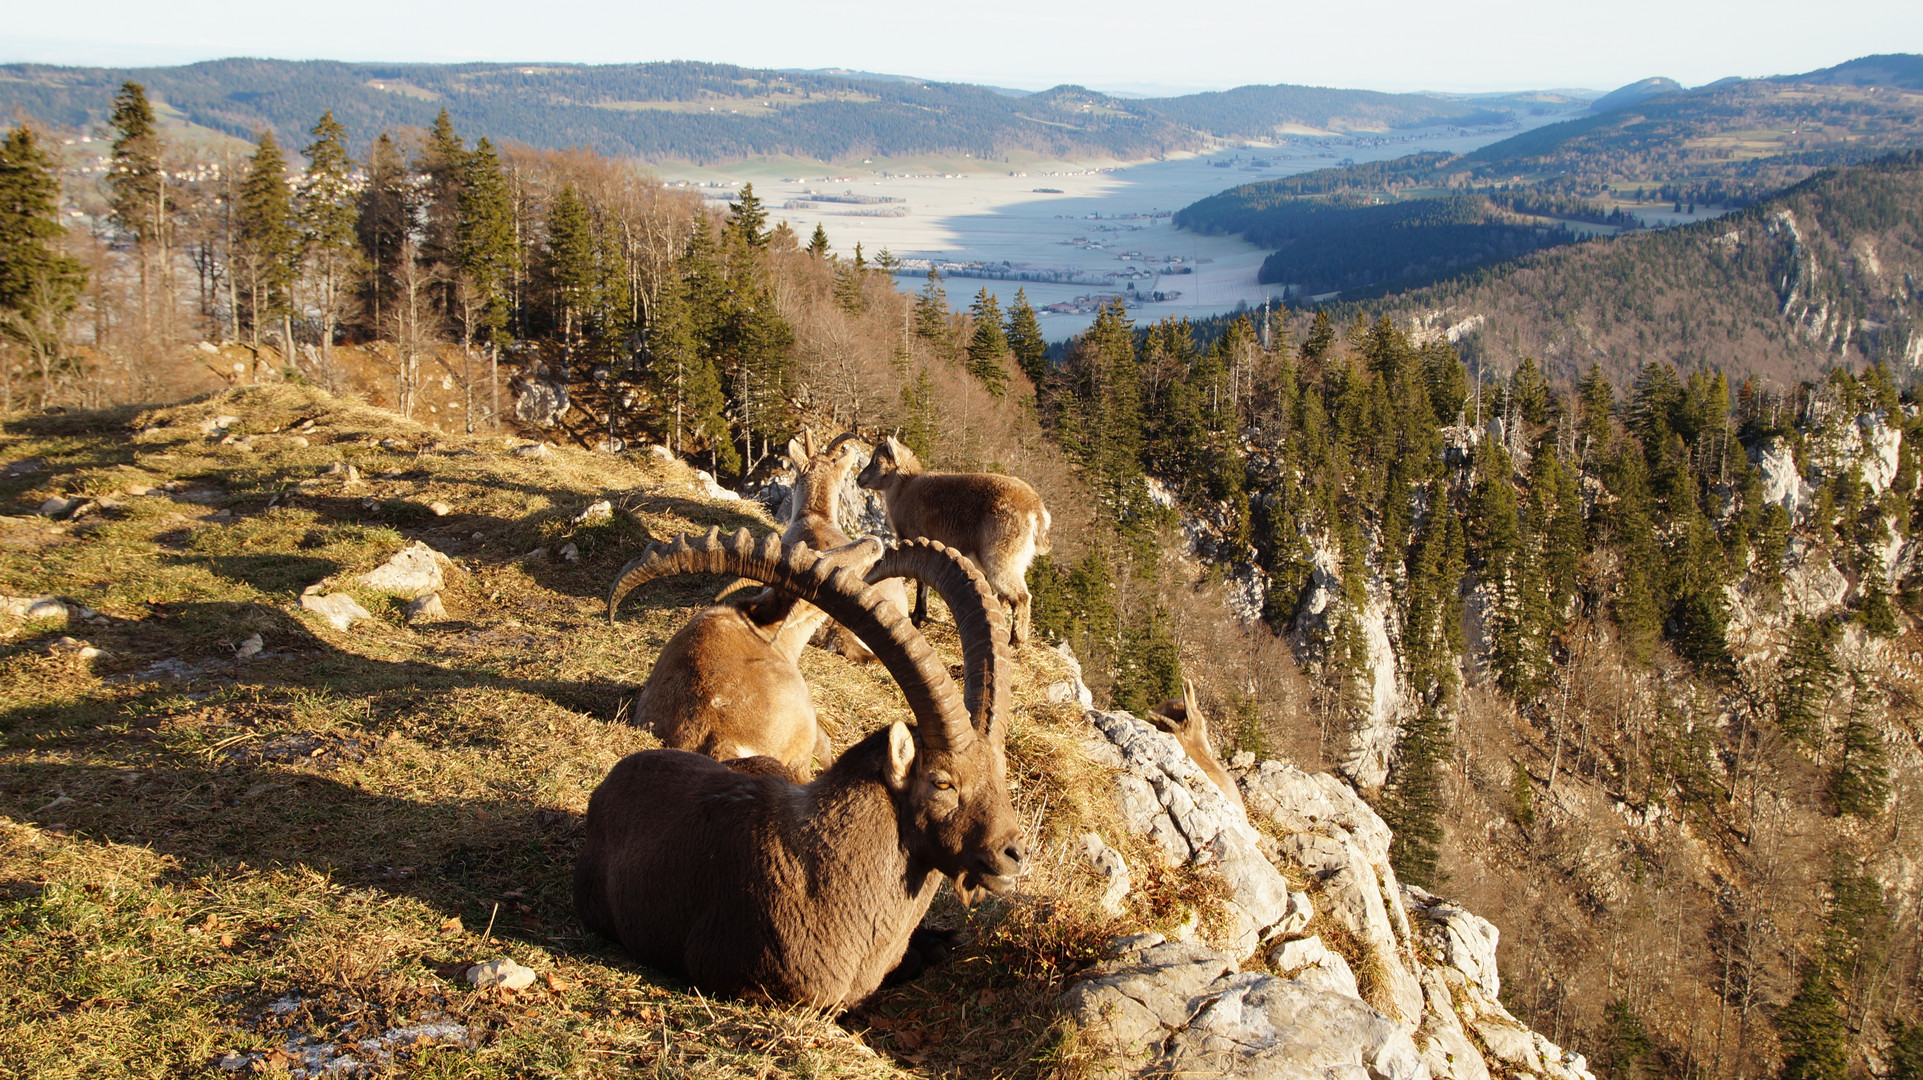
[{"xmin": 0, "ymin": 606, "xmax": 636, "ymax": 964}]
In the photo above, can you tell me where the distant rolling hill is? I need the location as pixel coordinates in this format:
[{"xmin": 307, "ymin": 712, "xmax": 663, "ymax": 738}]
[
  {"xmin": 1174, "ymin": 55, "xmax": 1923, "ymax": 313},
  {"xmin": 0, "ymin": 58, "xmax": 1530, "ymax": 164},
  {"xmin": 1359, "ymin": 150, "xmax": 1923, "ymax": 387}
]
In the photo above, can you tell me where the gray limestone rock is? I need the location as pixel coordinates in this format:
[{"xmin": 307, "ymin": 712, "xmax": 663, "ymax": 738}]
[
  {"xmin": 1163, "ymin": 971, "xmax": 1427, "ymax": 1080},
  {"xmin": 300, "ymin": 590, "xmax": 373, "ymax": 631},
  {"xmin": 1091, "ymin": 709, "xmax": 1290, "ymax": 954},
  {"xmin": 359, "ymin": 542, "xmax": 452, "ymax": 598}
]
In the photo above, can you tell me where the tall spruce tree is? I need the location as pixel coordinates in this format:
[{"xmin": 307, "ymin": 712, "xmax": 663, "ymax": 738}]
[
  {"xmin": 965, "ymin": 287, "xmax": 1009, "ymax": 396},
  {"xmin": 1776, "ymin": 960, "xmax": 1849, "ymax": 1080},
  {"xmin": 1004, "ymin": 287, "xmax": 1048, "ymax": 384},
  {"xmin": 234, "ymin": 131, "xmax": 298, "ymax": 356},
  {"xmin": 355, "ymin": 132, "xmax": 412, "ymax": 332},
  {"xmin": 0, "ymin": 126, "xmax": 87, "ymax": 408},
  {"xmin": 298, "ymin": 111, "xmax": 359, "ymax": 373},
  {"xmin": 106, "ymin": 82, "xmax": 170, "ymax": 338},
  {"xmin": 1830, "ymin": 670, "xmax": 1891, "ymax": 816},
  {"xmin": 726, "ymin": 183, "xmax": 767, "ymax": 248},
  {"xmin": 805, "ymin": 222, "xmax": 829, "ymax": 258},
  {"xmin": 544, "ymin": 185, "xmax": 596, "ymax": 352},
  {"xmin": 417, "ymin": 109, "xmax": 465, "ymax": 276},
  {"xmin": 454, "ymin": 137, "xmax": 518, "ymax": 354}
]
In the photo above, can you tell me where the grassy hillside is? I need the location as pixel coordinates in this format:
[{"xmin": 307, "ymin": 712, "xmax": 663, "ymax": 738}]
[
  {"xmin": 0, "ymin": 385, "xmax": 1166, "ymax": 1078},
  {"xmin": 0, "ymin": 58, "xmax": 1524, "ymax": 164}
]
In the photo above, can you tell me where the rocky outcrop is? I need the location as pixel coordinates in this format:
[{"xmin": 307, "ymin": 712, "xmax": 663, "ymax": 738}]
[
  {"xmin": 1068, "ymin": 710, "xmax": 1597, "ymax": 1080},
  {"xmin": 1086, "ymin": 709, "xmax": 1290, "ymax": 954}
]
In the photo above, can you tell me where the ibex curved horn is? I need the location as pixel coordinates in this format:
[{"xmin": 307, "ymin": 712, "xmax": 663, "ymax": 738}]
[
  {"xmin": 866, "ymin": 541, "xmax": 1011, "ymax": 746},
  {"xmin": 607, "ymin": 528, "xmax": 977, "ymax": 749}
]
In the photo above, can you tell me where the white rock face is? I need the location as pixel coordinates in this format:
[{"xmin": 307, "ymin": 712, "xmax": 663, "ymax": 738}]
[
  {"xmin": 1088, "ymin": 709, "xmax": 1291, "ymax": 954},
  {"xmin": 1856, "ymin": 412, "xmax": 1903, "ymax": 495},
  {"xmin": 358, "ymin": 542, "xmax": 452, "ymax": 599},
  {"xmin": 1070, "ymin": 713, "xmax": 1598, "ymax": 1080},
  {"xmin": 1753, "ymin": 438, "xmax": 1814, "ymax": 518},
  {"xmin": 1044, "ymin": 641, "xmax": 1095, "ymax": 707}
]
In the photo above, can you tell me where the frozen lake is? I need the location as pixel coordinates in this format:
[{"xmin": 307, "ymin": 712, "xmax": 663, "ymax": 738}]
[{"xmin": 657, "ymin": 103, "xmax": 1588, "ymax": 338}]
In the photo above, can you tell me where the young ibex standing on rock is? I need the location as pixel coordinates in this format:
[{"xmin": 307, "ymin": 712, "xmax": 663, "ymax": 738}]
[
  {"xmin": 772, "ymin": 428, "xmax": 910, "ymax": 664},
  {"xmin": 1148, "ymin": 678, "xmax": 1244, "ymax": 813},
  {"xmin": 857, "ymin": 435, "xmax": 1051, "ymax": 647},
  {"xmin": 608, "ymin": 532, "xmax": 882, "ymax": 778},
  {"xmin": 576, "ymin": 530, "xmax": 1027, "ymax": 1007}
]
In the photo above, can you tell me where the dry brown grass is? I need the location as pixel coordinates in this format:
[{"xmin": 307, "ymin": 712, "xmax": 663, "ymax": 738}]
[{"xmin": 0, "ymin": 385, "xmax": 1212, "ymax": 1079}]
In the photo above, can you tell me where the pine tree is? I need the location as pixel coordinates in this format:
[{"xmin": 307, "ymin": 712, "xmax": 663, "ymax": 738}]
[
  {"xmin": 106, "ymin": 81, "xmax": 171, "ymax": 340},
  {"xmin": 105, "ymin": 82, "xmax": 164, "ymax": 249},
  {"xmin": 898, "ymin": 365, "xmax": 938, "ymax": 460},
  {"xmin": 416, "ymin": 109, "xmax": 466, "ymax": 276},
  {"xmin": 1383, "ymin": 700, "xmax": 1450, "ymax": 886},
  {"xmin": 646, "ymin": 259, "xmax": 726, "ymax": 460},
  {"xmin": 298, "ymin": 111, "xmax": 359, "ymax": 373},
  {"xmin": 355, "ymin": 132, "xmax": 412, "ymax": 333},
  {"xmin": 1592, "ymin": 999, "xmax": 1655, "ymax": 1080},
  {"xmin": 832, "ymin": 253, "xmax": 864, "ymax": 314},
  {"xmin": 1421, "ymin": 339, "xmax": 1467, "ymax": 424},
  {"xmin": 1890, "ymin": 1021, "xmax": 1923, "ymax": 1080},
  {"xmin": 1578, "ymin": 362, "xmax": 1615, "ymax": 465},
  {"xmin": 234, "ymin": 131, "xmax": 298, "ymax": 354},
  {"xmin": 455, "ymin": 138, "xmax": 518, "ymax": 352},
  {"xmin": 965, "ymin": 287, "xmax": 1010, "ymax": 396},
  {"xmin": 1299, "ymin": 308, "xmax": 1334, "ymax": 365},
  {"xmin": 0, "ymin": 126, "xmax": 87, "ymax": 409},
  {"xmin": 1776, "ymin": 961, "xmax": 1848, "ymax": 1080},
  {"xmin": 1510, "ymin": 356, "xmax": 1550, "ymax": 425},
  {"xmin": 1776, "ymin": 617, "xmax": 1836, "ymax": 749},
  {"xmin": 726, "ymin": 183, "xmax": 767, "ymax": 248},
  {"xmin": 1830, "ymin": 670, "xmax": 1891, "ymax": 817},
  {"xmin": 805, "ymin": 222, "xmax": 829, "ymax": 258},
  {"xmin": 544, "ymin": 185, "xmax": 596, "ymax": 351},
  {"xmin": 1004, "ymin": 287, "xmax": 1049, "ymax": 385},
  {"xmin": 912, "ymin": 270, "xmax": 952, "ymax": 347}
]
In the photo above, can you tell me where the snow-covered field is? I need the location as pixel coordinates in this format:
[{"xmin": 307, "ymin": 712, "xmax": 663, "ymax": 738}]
[{"xmin": 657, "ymin": 105, "xmax": 1588, "ymax": 337}]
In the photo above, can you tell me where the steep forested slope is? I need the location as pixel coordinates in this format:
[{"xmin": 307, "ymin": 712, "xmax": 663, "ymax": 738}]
[{"xmin": 1363, "ymin": 151, "xmax": 1923, "ymax": 387}]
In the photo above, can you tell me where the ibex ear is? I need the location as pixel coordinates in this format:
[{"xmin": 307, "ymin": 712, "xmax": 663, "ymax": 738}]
[
  {"xmin": 784, "ymin": 438, "xmax": 805, "ymax": 465},
  {"xmin": 1182, "ymin": 678, "xmax": 1200, "ymax": 727},
  {"xmin": 884, "ymin": 722, "xmax": 916, "ymax": 791}
]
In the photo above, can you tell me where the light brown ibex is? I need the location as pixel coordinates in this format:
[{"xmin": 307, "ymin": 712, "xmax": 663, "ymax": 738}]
[
  {"xmin": 856, "ymin": 435, "xmax": 1051, "ymax": 647},
  {"xmin": 576, "ymin": 530, "xmax": 1027, "ymax": 1007},
  {"xmin": 608, "ymin": 532, "xmax": 882, "ymax": 779},
  {"xmin": 1147, "ymin": 678, "xmax": 1244, "ymax": 813},
  {"xmin": 768, "ymin": 428, "xmax": 911, "ymax": 664}
]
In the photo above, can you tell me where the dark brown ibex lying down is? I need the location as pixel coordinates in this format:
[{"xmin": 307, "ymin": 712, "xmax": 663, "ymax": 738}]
[
  {"xmin": 607, "ymin": 529, "xmax": 879, "ymax": 778},
  {"xmin": 1147, "ymin": 678, "xmax": 1244, "ymax": 813},
  {"xmin": 576, "ymin": 530, "xmax": 1027, "ymax": 1007},
  {"xmin": 856, "ymin": 435, "xmax": 1051, "ymax": 646}
]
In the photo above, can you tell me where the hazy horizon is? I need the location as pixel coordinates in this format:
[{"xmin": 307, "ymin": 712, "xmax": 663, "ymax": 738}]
[{"xmin": 8, "ymin": 0, "xmax": 1920, "ymax": 97}]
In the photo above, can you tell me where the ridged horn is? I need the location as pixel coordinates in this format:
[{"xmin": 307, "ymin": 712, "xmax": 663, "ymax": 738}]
[
  {"xmin": 825, "ymin": 431, "xmax": 863, "ymax": 457},
  {"xmin": 865, "ymin": 540, "xmax": 1012, "ymax": 745},
  {"xmin": 607, "ymin": 528, "xmax": 973, "ymax": 749}
]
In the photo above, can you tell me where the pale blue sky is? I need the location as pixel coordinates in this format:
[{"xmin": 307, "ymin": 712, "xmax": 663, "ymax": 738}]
[{"xmin": 6, "ymin": 0, "xmax": 1920, "ymax": 94}]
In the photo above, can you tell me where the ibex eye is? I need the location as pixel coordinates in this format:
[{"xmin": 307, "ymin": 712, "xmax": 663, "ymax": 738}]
[{"xmin": 932, "ymin": 779, "xmax": 953, "ymax": 790}]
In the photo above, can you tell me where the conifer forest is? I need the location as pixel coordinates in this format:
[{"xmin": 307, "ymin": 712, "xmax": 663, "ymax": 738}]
[{"xmin": 2, "ymin": 73, "xmax": 1923, "ymax": 1080}]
